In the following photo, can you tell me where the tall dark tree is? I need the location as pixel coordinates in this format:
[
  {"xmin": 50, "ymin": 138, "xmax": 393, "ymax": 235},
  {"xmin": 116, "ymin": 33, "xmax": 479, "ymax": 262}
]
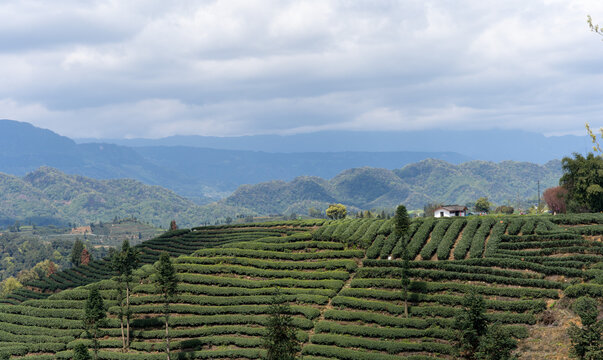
[
  {"xmin": 111, "ymin": 240, "xmax": 140, "ymax": 350},
  {"xmin": 169, "ymin": 220, "xmax": 178, "ymax": 231},
  {"xmin": 71, "ymin": 239, "xmax": 85, "ymax": 267},
  {"xmin": 394, "ymin": 205, "xmax": 411, "ymax": 238},
  {"xmin": 83, "ymin": 288, "xmax": 106, "ymax": 360},
  {"xmin": 262, "ymin": 289, "xmax": 301, "ymax": 360},
  {"xmin": 455, "ymin": 292, "xmax": 488, "ymax": 359},
  {"xmin": 568, "ymin": 296, "xmax": 603, "ymax": 360},
  {"xmin": 400, "ymin": 241, "xmax": 411, "ymax": 318},
  {"xmin": 155, "ymin": 253, "xmax": 178, "ymax": 360},
  {"xmin": 560, "ymin": 153, "xmax": 603, "ymax": 213},
  {"xmin": 394, "ymin": 205, "xmax": 412, "ymax": 317},
  {"xmin": 73, "ymin": 343, "xmax": 92, "ymax": 360}
]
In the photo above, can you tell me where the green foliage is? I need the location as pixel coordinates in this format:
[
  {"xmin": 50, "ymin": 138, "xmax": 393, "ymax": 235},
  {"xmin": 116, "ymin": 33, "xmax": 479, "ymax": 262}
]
[
  {"xmin": 71, "ymin": 239, "xmax": 85, "ymax": 267},
  {"xmin": 455, "ymin": 292, "xmax": 488, "ymax": 358},
  {"xmin": 154, "ymin": 252, "xmax": 178, "ymax": 360},
  {"xmin": 475, "ymin": 197, "xmax": 491, "ymax": 213},
  {"xmin": 475, "ymin": 324, "xmax": 518, "ymax": 360},
  {"xmin": 0, "ymin": 277, "xmax": 23, "ymax": 297},
  {"xmin": 394, "ymin": 205, "xmax": 411, "ymax": 238},
  {"xmin": 326, "ymin": 204, "xmax": 347, "ymax": 220},
  {"xmin": 83, "ymin": 288, "xmax": 106, "ymax": 359},
  {"xmin": 73, "ymin": 343, "xmax": 91, "ymax": 360},
  {"xmin": 262, "ymin": 289, "xmax": 301, "ymax": 360},
  {"xmin": 568, "ymin": 297, "xmax": 603, "ymax": 359},
  {"xmin": 560, "ymin": 153, "xmax": 603, "ymax": 212}
]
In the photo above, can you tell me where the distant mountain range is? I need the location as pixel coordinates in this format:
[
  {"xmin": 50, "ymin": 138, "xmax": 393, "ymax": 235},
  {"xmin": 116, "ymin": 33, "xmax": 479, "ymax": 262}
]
[
  {"xmin": 223, "ymin": 159, "xmax": 562, "ymax": 214},
  {"xmin": 0, "ymin": 119, "xmax": 569, "ymax": 226},
  {"xmin": 77, "ymin": 129, "xmax": 592, "ymax": 164},
  {"xmin": 0, "ymin": 119, "xmax": 472, "ymax": 200}
]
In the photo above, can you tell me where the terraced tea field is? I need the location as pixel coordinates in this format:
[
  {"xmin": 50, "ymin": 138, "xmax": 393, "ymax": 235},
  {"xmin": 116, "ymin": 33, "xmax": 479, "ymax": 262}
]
[{"xmin": 0, "ymin": 215, "xmax": 601, "ymax": 359}]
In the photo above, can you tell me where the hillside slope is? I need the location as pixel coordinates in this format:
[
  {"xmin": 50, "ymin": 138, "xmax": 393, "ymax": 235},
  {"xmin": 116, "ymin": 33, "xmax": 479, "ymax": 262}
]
[
  {"xmin": 0, "ymin": 167, "xmax": 248, "ymax": 228},
  {"xmin": 0, "ymin": 215, "xmax": 601, "ymax": 359},
  {"xmin": 224, "ymin": 159, "xmax": 562, "ymax": 214}
]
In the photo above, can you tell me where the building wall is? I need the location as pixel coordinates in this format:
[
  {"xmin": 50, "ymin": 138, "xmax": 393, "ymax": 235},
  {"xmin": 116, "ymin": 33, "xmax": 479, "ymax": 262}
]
[{"xmin": 434, "ymin": 209, "xmax": 466, "ymax": 217}]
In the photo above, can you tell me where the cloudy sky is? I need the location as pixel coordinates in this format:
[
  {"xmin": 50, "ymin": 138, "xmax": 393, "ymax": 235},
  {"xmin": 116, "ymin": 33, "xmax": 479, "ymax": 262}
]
[{"xmin": 1, "ymin": 0, "xmax": 603, "ymax": 139}]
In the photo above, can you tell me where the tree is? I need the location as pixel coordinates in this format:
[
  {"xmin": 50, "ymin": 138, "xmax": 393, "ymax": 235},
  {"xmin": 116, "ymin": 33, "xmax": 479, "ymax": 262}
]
[
  {"xmin": 495, "ymin": 205, "xmax": 514, "ymax": 215},
  {"xmin": 326, "ymin": 204, "xmax": 347, "ymax": 220},
  {"xmin": 475, "ymin": 324, "xmax": 518, "ymax": 360},
  {"xmin": 262, "ymin": 289, "xmax": 301, "ymax": 360},
  {"xmin": 400, "ymin": 241, "xmax": 411, "ymax": 318},
  {"xmin": 155, "ymin": 253, "xmax": 178, "ymax": 360},
  {"xmin": 73, "ymin": 343, "xmax": 92, "ymax": 360},
  {"xmin": 474, "ymin": 197, "xmax": 491, "ymax": 213},
  {"xmin": 543, "ymin": 186, "xmax": 568, "ymax": 214},
  {"xmin": 560, "ymin": 153, "xmax": 603, "ymax": 213},
  {"xmin": 0, "ymin": 277, "xmax": 22, "ymax": 297},
  {"xmin": 84, "ymin": 288, "xmax": 106, "ymax": 360},
  {"xmin": 111, "ymin": 240, "xmax": 140, "ymax": 350},
  {"xmin": 588, "ymin": 15, "xmax": 603, "ymax": 40},
  {"xmin": 568, "ymin": 297, "xmax": 603, "ymax": 359},
  {"xmin": 585, "ymin": 122, "xmax": 602, "ymax": 154},
  {"xmin": 308, "ymin": 207, "xmax": 322, "ymax": 218},
  {"xmin": 455, "ymin": 292, "xmax": 517, "ymax": 359},
  {"xmin": 81, "ymin": 248, "xmax": 91, "ymax": 266},
  {"xmin": 71, "ymin": 239, "xmax": 85, "ymax": 267},
  {"xmin": 169, "ymin": 220, "xmax": 178, "ymax": 231},
  {"xmin": 394, "ymin": 205, "xmax": 411, "ymax": 238},
  {"xmin": 394, "ymin": 205, "xmax": 412, "ymax": 317},
  {"xmin": 455, "ymin": 292, "xmax": 488, "ymax": 359}
]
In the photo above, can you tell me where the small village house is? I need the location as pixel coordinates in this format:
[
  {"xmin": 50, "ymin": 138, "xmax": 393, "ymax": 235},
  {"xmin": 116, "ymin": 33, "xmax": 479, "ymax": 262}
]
[{"xmin": 433, "ymin": 205, "xmax": 467, "ymax": 218}]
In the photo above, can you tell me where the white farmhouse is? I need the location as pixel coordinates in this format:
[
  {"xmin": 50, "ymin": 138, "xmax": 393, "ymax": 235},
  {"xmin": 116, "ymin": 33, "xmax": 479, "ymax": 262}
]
[{"xmin": 433, "ymin": 205, "xmax": 468, "ymax": 218}]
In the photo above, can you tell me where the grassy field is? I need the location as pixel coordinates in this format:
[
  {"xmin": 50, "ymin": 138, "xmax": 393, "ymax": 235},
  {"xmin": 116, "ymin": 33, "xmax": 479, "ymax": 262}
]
[{"xmin": 0, "ymin": 215, "xmax": 601, "ymax": 359}]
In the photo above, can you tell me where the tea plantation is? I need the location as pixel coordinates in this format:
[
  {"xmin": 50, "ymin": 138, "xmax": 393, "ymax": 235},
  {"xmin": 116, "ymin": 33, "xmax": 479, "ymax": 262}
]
[{"xmin": 0, "ymin": 215, "xmax": 601, "ymax": 359}]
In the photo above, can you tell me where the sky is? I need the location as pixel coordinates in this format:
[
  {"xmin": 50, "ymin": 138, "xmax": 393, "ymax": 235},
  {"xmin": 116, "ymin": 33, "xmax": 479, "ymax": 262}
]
[{"xmin": 1, "ymin": 0, "xmax": 603, "ymax": 139}]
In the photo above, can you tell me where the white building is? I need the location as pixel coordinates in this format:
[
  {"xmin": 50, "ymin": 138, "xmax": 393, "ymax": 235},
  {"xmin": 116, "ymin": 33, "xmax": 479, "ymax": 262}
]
[{"xmin": 434, "ymin": 205, "xmax": 468, "ymax": 218}]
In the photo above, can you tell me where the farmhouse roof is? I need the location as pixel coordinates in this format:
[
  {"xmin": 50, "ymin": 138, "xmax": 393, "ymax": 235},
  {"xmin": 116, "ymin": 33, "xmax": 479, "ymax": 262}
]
[{"xmin": 435, "ymin": 205, "xmax": 467, "ymax": 212}]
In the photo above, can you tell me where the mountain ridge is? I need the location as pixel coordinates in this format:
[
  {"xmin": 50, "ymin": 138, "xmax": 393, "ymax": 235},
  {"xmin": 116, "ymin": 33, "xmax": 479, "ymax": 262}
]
[{"xmin": 223, "ymin": 159, "xmax": 562, "ymax": 214}]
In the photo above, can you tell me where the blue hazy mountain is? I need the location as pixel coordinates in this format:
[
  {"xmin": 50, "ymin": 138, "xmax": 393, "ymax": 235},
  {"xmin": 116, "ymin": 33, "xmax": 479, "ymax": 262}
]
[
  {"xmin": 1, "ymin": 120, "xmax": 472, "ymax": 200},
  {"xmin": 77, "ymin": 129, "xmax": 592, "ymax": 164}
]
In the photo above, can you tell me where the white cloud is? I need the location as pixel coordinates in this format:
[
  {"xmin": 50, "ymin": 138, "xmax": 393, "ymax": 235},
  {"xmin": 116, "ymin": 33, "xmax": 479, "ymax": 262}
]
[{"xmin": 1, "ymin": 0, "xmax": 603, "ymax": 138}]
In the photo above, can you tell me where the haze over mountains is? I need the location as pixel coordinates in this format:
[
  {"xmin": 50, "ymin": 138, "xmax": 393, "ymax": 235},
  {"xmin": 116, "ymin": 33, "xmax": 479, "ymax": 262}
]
[
  {"xmin": 1, "ymin": 119, "xmax": 473, "ymax": 200},
  {"xmin": 77, "ymin": 129, "xmax": 591, "ymax": 164},
  {"xmin": 0, "ymin": 119, "xmax": 568, "ymax": 225}
]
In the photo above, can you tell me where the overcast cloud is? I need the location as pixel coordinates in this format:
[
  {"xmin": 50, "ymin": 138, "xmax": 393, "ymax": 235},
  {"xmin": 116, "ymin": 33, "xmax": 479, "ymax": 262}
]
[{"xmin": 1, "ymin": 0, "xmax": 603, "ymax": 138}]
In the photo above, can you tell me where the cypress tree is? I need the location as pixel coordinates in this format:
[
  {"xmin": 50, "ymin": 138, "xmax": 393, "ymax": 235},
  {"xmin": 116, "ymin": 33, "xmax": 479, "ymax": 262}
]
[
  {"xmin": 83, "ymin": 288, "xmax": 106, "ymax": 360},
  {"xmin": 395, "ymin": 205, "xmax": 412, "ymax": 317},
  {"xmin": 455, "ymin": 292, "xmax": 488, "ymax": 359},
  {"xmin": 155, "ymin": 253, "xmax": 178, "ymax": 360},
  {"xmin": 111, "ymin": 240, "xmax": 140, "ymax": 350},
  {"xmin": 71, "ymin": 239, "xmax": 85, "ymax": 267},
  {"xmin": 73, "ymin": 343, "xmax": 92, "ymax": 360},
  {"xmin": 262, "ymin": 288, "xmax": 300, "ymax": 360}
]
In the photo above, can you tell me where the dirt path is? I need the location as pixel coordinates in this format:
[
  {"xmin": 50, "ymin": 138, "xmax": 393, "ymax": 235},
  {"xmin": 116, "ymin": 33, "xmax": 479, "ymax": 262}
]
[
  {"xmin": 302, "ymin": 256, "xmax": 363, "ymax": 341},
  {"xmin": 415, "ymin": 235, "xmax": 432, "ymax": 261},
  {"xmin": 447, "ymin": 228, "xmax": 465, "ymax": 260}
]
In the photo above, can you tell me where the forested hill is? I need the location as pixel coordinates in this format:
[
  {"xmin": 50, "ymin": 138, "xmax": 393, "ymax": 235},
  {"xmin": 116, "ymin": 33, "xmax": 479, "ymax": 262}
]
[
  {"xmin": 0, "ymin": 167, "xmax": 243, "ymax": 228},
  {"xmin": 224, "ymin": 159, "xmax": 563, "ymax": 214}
]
